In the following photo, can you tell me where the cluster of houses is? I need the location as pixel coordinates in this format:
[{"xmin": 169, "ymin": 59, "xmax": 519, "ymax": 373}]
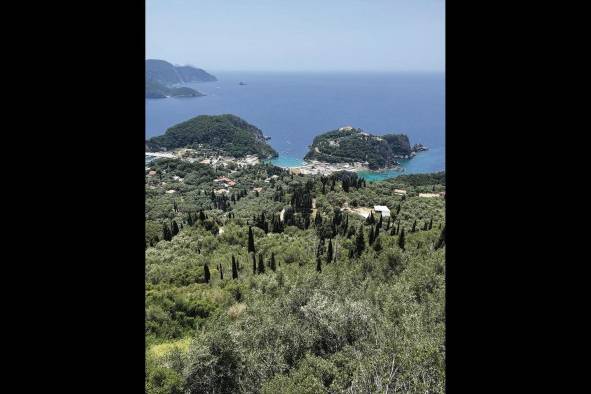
[
  {"xmin": 214, "ymin": 176, "xmax": 236, "ymax": 187},
  {"xmin": 289, "ymin": 160, "xmax": 367, "ymax": 176},
  {"xmin": 213, "ymin": 176, "xmax": 236, "ymax": 196}
]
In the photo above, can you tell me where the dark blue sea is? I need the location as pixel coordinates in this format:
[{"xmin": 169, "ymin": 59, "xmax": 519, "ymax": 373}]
[{"xmin": 146, "ymin": 72, "xmax": 444, "ymax": 181}]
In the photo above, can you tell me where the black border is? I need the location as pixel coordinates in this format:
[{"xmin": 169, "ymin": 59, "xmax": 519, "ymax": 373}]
[{"xmin": 22, "ymin": 0, "xmax": 559, "ymax": 391}]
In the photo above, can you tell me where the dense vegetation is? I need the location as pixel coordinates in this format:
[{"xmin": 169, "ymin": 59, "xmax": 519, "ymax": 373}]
[
  {"xmin": 146, "ymin": 115, "xmax": 279, "ymax": 159},
  {"xmin": 145, "ymin": 157, "xmax": 445, "ymax": 393},
  {"xmin": 146, "ymin": 79, "xmax": 204, "ymax": 99},
  {"xmin": 146, "ymin": 59, "xmax": 217, "ymax": 85},
  {"xmin": 304, "ymin": 127, "xmax": 417, "ymax": 170}
]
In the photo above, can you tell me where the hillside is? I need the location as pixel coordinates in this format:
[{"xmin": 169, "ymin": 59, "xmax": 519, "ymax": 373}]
[
  {"xmin": 145, "ymin": 161, "xmax": 446, "ymax": 393},
  {"xmin": 146, "ymin": 114, "xmax": 278, "ymax": 159},
  {"xmin": 146, "ymin": 59, "xmax": 217, "ymax": 85},
  {"xmin": 145, "ymin": 79, "xmax": 204, "ymax": 98},
  {"xmin": 304, "ymin": 126, "xmax": 419, "ymax": 170}
]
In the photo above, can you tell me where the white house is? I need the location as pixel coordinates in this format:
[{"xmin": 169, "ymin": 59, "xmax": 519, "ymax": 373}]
[
  {"xmin": 419, "ymin": 193, "xmax": 440, "ymax": 198},
  {"xmin": 374, "ymin": 205, "xmax": 391, "ymax": 217}
]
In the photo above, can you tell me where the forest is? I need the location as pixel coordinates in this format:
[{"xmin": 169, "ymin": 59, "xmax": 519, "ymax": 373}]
[
  {"xmin": 145, "ymin": 159, "xmax": 445, "ymax": 393},
  {"xmin": 304, "ymin": 127, "xmax": 414, "ymax": 169},
  {"xmin": 146, "ymin": 115, "xmax": 278, "ymax": 159}
]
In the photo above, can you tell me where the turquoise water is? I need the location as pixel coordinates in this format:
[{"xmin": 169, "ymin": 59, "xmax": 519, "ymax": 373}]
[
  {"xmin": 146, "ymin": 72, "xmax": 445, "ymax": 180},
  {"xmin": 267, "ymin": 156, "xmax": 306, "ymax": 168},
  {"xmin": 358, "ymin": 146, "xmax": 445, "ymax": 181}
]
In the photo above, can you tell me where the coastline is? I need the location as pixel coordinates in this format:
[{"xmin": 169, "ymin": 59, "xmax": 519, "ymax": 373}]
[{"xmin": 147, "ymin": 146, "xmax": 443, "ymax": 181}]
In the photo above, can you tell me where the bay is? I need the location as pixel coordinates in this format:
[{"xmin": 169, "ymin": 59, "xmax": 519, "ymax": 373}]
[{"xmin": 146, "ymin": 71, "xmax": 445, "ymax": 180}]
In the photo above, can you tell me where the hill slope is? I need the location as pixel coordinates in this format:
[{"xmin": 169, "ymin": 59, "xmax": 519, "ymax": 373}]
[
  {"xmin": 304, "ymin": 126, "xmax": 418, "ymax": 170},
  {"xmin": 146, "ymin": 114, "xmax": 278, "ymax": 159},
  {"xmin": 145, "ymin": 161, "xmax": 446, "ymax": 393}
]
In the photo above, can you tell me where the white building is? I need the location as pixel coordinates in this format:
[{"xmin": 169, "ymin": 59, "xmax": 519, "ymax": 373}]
[
  {"xmin": 418, "ymin": 193, "xmax": 440, "ymax": 198},
  {"xmin": 374, "ymin": 205, "xmax": 391, "ymax": 217}
]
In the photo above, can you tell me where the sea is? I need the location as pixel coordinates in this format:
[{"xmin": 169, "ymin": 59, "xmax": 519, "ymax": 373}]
[{"xmin": 146, "ymin": 71, "xmax": 445, "ymax": 181}]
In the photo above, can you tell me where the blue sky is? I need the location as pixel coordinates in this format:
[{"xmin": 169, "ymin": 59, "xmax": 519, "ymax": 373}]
[{"xmin": 146, "ymin": 0, "xmax": 445, "ymax": 72}]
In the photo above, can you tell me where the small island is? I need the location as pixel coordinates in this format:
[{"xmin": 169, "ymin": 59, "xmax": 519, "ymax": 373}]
[{"xmin": 303, "ymin": 126, "xmax": 427, "ymax": 171}]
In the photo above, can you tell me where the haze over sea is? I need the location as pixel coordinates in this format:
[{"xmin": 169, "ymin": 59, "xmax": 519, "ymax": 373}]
[{"xmin": 145, "ymin": 72, "xmax": 445, "ymax": 181}]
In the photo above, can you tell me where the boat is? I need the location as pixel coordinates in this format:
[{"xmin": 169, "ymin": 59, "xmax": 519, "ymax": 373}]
[{"xmin": 239, "ymin": 82, "xmax": 247, "ymax": 85}]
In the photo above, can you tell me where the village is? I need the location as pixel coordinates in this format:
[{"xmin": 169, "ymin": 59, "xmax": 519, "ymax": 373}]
[
  {"xmin": 288, "ymin": 160, "xmax": 372, "ymax": 175},
  {"xmin": 146, "ymin": 148, "xmax": 444, "ymax": 223},
  {"xmin": 146, "ymin": 147, "xmax": 261, "ymax": 169}
]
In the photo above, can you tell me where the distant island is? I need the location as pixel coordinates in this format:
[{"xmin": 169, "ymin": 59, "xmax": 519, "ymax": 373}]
[
  {"xmin": 146, "ymin": 114, "xmax": 278, "ymax": 159},
  {"xmin": 145, "ymin": 79, "xmax": 205, "ymax": 99},
  {"xmin": 304, "ymin": 126, "xmax": 427, "ymax": 170},
  {"xmin": 145, "ymin": 59, "xmax": 217, "ymax": 99}
]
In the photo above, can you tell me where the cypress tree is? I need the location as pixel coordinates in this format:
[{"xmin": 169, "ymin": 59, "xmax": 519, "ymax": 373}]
[
  {"xmin": 203, "ymin": 263, "xmax": 211, "ymax": 283},
  {"xmin": 348, "ymin": 225, "xmax": 355, "ymax": 239},
  {"xmin": 257, "ymin": 254, "xmax": 265, "ymax": 274},
  {"xmin": 162, "ymin": 224, "xmax": 172, "ymax": 241},
  {"xmin": 316, "ymin": 256, "xmax": 322, "ymax": 272},
  {"xmin": 355, "ymin": 225, "xmax": 365, "ymax": 257},
  {"xmin": 386, "ymin": 217, "xmax": 391, "ymax": 231},
  {"xmin": 333, "ymin": 241, "xmax": 337, "ymax": 263},
  {"xmin": 435, "ymin": 225, "xmax": 446, "ymax": 250},
  {"xmin": 396, "ymin": 222, "xmax": 400, "ymax": 235},
  {"xmin": 187, "ymin": 213, "xmax": 193, "ymax": 226},
  {"xmin": 172, "ymin": 220, "xmax": 180, "ymax": 236},
  {"xmin": 429, "ymin": 218, "xmax": 433, "ymax": 230},
  {"xmin": 368, "ymin": 226, "xmax": 375, "ymax": 245},
  {"xmin": 423, "ymin": 221, "xmax": 429, "ymax": 231},
  {"xmin": 411, "ymin": 220, "xmax": 417, "ymax": 233},
  {"xmin": 316, "ymin": 239, "xmax": 323, "ymax": 258},
  {"xmin": 373, "ymin": 236, "xmax": 383, "ymax": 252},
  {"xmin": 378, "ymin": 214, "xmax": 383, "ymax": 229},
  {"xmin": 327, "ymin": 239, "xmax": 333, "ymax": 263},
  {"xmin": 374, "ymin": 222, "xmax": 380, "ymax": 239},
  {"xmin": 247, "ymin": 226, "xmax": 255, "ymax": 254},
  {"xmin": 219, "ymin": 264, "xmax": 224, "ymax": 280},
  {"xmin": 232, "ymin": 256, "xmax": 238, "ymax": 279},
  {"xmin": 270, "ymin": 252, "xmax": 276, "ymax": 272},
  {"xmin": 398, "ymin": 228, "xmax": 406, "ymax": 250},
  {"xmin": 252, "ymin": 253, "xmax": 257, "ymax": 275},
  {"xmin": 390, "ymin": 225, "xmax": 396, "ymax": 236},
  {"xmin": 315, "ymin": 211, "xmax": 322, "ymax": 227}
]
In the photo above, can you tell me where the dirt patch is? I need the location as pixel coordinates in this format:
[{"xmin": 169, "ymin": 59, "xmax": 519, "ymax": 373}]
[{"xmin": 342, "ymin": 206, "xmax": 373, "ymax": 219}]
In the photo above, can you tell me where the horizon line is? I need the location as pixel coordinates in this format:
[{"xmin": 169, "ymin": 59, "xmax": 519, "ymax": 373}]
[{"xmin": 204, "ymin": 69, "xmax": 445, "ymax": 73}]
